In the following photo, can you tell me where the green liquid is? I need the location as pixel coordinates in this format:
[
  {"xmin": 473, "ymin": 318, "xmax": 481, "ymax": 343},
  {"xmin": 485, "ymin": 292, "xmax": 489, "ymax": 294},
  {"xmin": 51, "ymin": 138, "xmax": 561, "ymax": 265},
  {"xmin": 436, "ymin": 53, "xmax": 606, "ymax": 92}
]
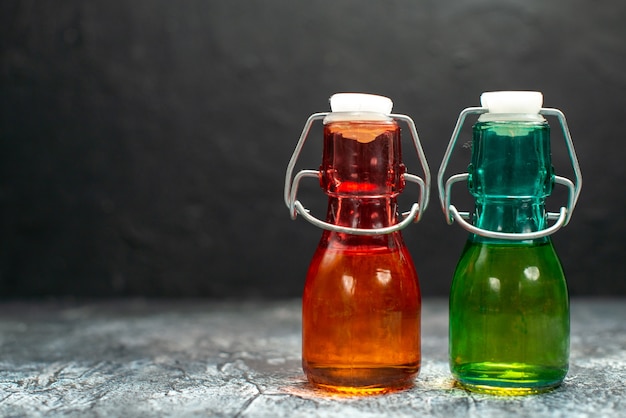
[{"xmin": 450, "ymin": 239, "xmax": 569, "ymax": 395}]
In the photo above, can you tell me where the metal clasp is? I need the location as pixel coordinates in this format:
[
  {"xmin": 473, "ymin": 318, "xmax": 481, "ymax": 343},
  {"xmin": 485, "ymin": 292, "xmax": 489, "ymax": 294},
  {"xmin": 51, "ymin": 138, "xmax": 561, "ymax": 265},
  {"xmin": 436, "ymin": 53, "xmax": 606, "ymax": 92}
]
[
  {"xmin": 284, "ymin": 113, "xmax": 430, "ymax": 235},
  {"xmin": 437, "ymin": 107, "xmax": 582, "ymax": 240}
]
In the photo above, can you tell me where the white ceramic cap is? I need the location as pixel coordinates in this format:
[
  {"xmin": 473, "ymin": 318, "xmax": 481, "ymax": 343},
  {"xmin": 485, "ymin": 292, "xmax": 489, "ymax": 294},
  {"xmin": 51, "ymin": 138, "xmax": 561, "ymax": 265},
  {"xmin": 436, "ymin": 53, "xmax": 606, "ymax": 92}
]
[
  {"xmin": 480, "ymin": 91, "xmax": 543, "ymax": 114},
  {"xmin": 329, "ymin": 93, "xmax": 393, "ymax": 114},
  {"xmin": 478, "ymin": 91, "xmax": 545, "ymax": 122}
]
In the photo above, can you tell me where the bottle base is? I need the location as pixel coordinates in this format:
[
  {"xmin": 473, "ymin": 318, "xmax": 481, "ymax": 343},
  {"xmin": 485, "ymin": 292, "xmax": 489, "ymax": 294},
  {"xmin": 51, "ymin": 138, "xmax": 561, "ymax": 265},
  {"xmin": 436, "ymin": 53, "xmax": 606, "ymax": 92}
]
[
  {"xmin": 304, "ymin": 364, "xmax": 419, "ymax": 395},
  {"xmin": 452, "ymin": 362, "xmax": 566, "ymax": 396},
  {"xmin": 454, "ymin": 380, "xmax": 561, "ymax": 396}
]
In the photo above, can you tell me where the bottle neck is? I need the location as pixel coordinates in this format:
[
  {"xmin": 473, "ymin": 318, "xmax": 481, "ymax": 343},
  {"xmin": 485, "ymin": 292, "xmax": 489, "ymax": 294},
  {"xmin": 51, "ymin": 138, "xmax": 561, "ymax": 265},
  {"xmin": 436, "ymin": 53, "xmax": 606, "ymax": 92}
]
[
  {"xmin": 319, "ymin": 119, "xmax": 404, "ymax": 246},
  {"xmin": 320, "ymin": 120, "xmax": 404, "ymax": 198},
  {"xmin": 473, "ymin": 198, "xmax": 547, "ymax": 235},
  {"xmin": 469, "ymin": 120, "xmax": 553, "ymax": 243},
  {"xmin": 320, "ymin": 196, "xmax": 402, "ymax": 248},
  {"xmin": 325, "ymin": 196, "xmax": 399, "ymax": 230}
]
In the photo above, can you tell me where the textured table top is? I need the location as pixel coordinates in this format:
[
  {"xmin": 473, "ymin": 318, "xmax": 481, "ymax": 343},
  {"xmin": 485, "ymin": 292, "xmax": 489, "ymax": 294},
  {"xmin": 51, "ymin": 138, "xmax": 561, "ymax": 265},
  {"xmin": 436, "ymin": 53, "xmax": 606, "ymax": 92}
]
[{"xmin": 0, "ymin": 299, "xmax": 624, "ymax": 417}]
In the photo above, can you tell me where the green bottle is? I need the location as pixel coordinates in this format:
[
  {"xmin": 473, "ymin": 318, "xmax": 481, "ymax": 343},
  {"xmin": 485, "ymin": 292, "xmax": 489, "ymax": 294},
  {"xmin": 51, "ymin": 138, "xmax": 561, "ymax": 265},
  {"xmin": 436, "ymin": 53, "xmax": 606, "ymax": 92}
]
[{"xmin": 438, "ymin": 91, "xmax": 582, "ymax": 395}]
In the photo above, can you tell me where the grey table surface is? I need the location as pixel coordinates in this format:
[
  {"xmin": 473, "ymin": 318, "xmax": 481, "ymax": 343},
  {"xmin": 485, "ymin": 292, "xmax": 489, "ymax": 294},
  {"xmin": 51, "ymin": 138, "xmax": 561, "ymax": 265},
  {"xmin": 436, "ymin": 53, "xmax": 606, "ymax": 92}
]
[{"xmin": 0, "ymin": 298, "xmax": 624, "ymax": 418}]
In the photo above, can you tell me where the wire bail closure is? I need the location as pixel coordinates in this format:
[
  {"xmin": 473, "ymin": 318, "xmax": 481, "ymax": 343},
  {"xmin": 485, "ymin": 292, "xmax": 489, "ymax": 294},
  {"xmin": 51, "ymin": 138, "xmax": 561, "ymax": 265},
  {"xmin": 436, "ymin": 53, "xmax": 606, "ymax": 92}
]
[
  {"xmin": 284, "ymin": 112, "xmax": 431, "ymax": 235},
  {"xmin": 437, "ymin": 107, "xmax": 582, "ymax": 240}
]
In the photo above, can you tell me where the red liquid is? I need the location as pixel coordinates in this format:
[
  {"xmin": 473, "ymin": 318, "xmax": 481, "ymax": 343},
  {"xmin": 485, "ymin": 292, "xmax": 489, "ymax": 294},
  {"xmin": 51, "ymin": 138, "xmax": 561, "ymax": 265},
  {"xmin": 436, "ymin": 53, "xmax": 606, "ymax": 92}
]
[{"xmin": 302, "ymin": 120, "xmax": 421, "ymax": 394}]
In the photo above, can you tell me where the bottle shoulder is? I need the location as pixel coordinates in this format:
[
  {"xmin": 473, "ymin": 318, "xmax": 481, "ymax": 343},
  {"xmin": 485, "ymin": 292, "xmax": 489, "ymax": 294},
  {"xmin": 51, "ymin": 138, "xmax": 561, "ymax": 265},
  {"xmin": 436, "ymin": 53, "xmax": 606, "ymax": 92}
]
[
  {"xmin": 305, "ymin": 234, "xmax": 419, "ymax": 301},
  {"xmin": 452, "ymin": 238, "xmax": 566, "ymax": 293},
  {"xmin": 458, "ymin": 238, "xmax": 561, "ymax": 262}
]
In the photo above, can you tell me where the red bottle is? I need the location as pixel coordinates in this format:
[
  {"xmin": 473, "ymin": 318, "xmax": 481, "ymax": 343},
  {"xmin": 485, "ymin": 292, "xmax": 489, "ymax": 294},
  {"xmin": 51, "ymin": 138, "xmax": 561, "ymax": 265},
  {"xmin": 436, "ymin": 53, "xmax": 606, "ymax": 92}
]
[{"xmin": 285, "ymin": 93, "xmax": 430, "ymax": 394}]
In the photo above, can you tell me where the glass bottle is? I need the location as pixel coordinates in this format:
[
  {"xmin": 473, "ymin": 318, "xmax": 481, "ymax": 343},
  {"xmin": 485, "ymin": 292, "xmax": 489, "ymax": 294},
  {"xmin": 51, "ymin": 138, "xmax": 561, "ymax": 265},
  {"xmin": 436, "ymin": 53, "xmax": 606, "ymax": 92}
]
[
  {"xmin": 438, "ymin": 91, "xmax": 582, "ymax": 395},
  {"xmin": 285, "ymin": 93, "xmax": 430, "ymax": 394}
]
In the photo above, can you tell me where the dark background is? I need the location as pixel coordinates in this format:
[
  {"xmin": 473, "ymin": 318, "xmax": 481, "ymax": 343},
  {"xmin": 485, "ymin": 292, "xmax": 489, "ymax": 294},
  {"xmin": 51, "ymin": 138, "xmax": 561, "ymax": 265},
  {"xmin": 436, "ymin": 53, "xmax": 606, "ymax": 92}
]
[{"xmin": 1, "ymin": 0, "xmax": 625, "ymax": 299}]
